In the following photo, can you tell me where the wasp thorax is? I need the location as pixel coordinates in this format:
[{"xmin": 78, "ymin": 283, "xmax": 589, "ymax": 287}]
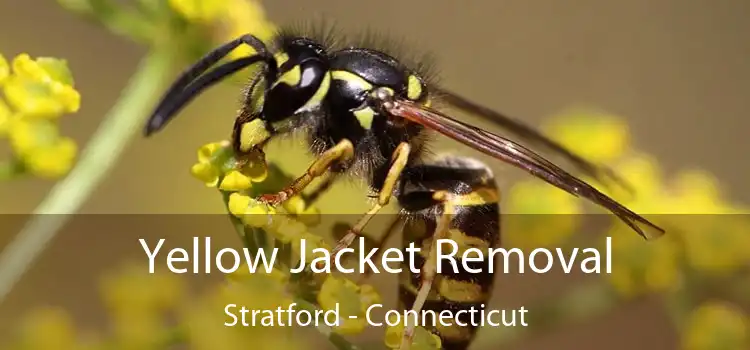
[{"xmin": 262, "ymin": 38, "xmax": 331, "ymax": 123}]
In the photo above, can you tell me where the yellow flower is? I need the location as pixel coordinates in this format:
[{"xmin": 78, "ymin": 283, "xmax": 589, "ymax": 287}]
[
  {"xmin": 7, "ymin": 117, "xmax": 55, "ymax": 155},
  {"xmin": 4, "ymin": 54, "xmax": 80, "ymax": 117},
  {"xmin": 601, "ymin": 153, "xmax": 664, "ymax": 205},
  {"xmin": 600, "ymin": 152, "xmax": 750, "ymax": 277},
  {"xmin": 384, "ymin": 323, "xmax": 442, "ymax": 350},
  {"xmin": 683, "ymin": 301, "xmax": 748, "ymax": 350},
  {"xmin": 0, "ymin": 53, "xmax": 8, "ymax": 84},
  {"xmin": 220, "ymin": 0, "xmax": 277, "ymax": 60},
  {"xmin": 168, "ymin": 0, "xmax": 227, "ymax": 23},
  {"xmin": 680, "ymin": 215, "xmax": 750, "ymax": 274},
  {"xmin": 0, "ymin": 53, "xmax": 80, "ymax": 180},
  {"xmin": 317, "ymin": 275, "xmax": 381, "ymax": 334},
  {"xmin": 283, "ymin": 195, "xmax": 322, "ymax": 226},
  {"xmin": 22, "ymin": 136, "xmax": 77, "ymax": 178},
  {"xmin": 593, "ymin": 154, "xmax": 674, "ymax": 237},
  {"xmin": 505, "ymin": 180, "xmax": 583, "ymax": 249},
  {"xmin": 671, "ymin": 172, "xmax": 750, "ymax": 273},
  {"xmin": 99, "ymin": 264, "xmax": 187, "ymax": 348},
  {"xmin": 110, "ymin": 308, "xmax": 163, "ymax": 349},
  {"xmin": 181, "ymin": 271, "xmax": 302, "ymax": 350},
  {"xmin": 228, "ymin": 266, "xmax": 290, "ymax": 286},
  {"xmin": 191, "ymin": 141, "xmax": 229, "ymax": 186},
  {"xmin": 16, "ymin": 307, "xmax": 78, "ymax": 350},
  {"xmin": 227, "ymin": 192, "xmax": 277, "ymax": 227},
  {"xmin": 7, "ymin": 118, "xmax": 78, "ymax": 178},
  {"xmin": 296, "ymin": 206, "xmax": 321, "ymax": 226},
  {"xmin": 224, "ymin": 268, "xmax": 291, "ymax": 306},
  {"xmin": 273, "ymin": 216, "xmax": 310, "ymax": 243},
  {"xmin": 604, "ymin": 154, "xmax": 736, "ymax": 214},
  {"xmin": 506, "ymin": 179, "xmax": 583, "ymax": 215},
  {"xmin": 543, "ymin": 108, "xmax": 631, "ymax": 163},
  {"xmin": 197, "ymin": 141, "xmax": 227, "ymax": 162},
  {"xmin": 605, "ymin": 225, "xmax": 682, "ymax": 297},
  {"xmin": 167, "ymin": 0, "xmax": 277, "ymax": 60},
  {"xmin": 0, "ymin": 98, "xmax": 12, "ymax": 135},
  {"xmin": 100, "ymin": 263, "xmax": 185, "ymax": 316},
  {"xmin": 12, "ymin": 54, "xmax": 74, "ymax": 84},
  {"xmin": 283, "ymin": 195, "xmax": 307, "ymax": 215},
  {"xmin": 620, "ymin": 168, "xmax": 750, "ymax": 274},
  {"xmin": 666, "ymin": 170, "xmax": 727, "ymax": 214},
  {"xmin": 190, "ymin": 141, "xmax": 268, "ymax": 189},
  {"xmin": 237, "ymin": 149, "xmax": 268, "ymax": 181},
  {"xmin": 191, "ymin": 161, "xmax": 220, "ymax": 186},
  {"xmin": 227, "ymin": 192, "xmax": 252, "ymax": 216},
  {"xmin": 291, "ymin": 232, "xmax": 331, "ymax": 263},
  {"xmin": 219, "ymin": 169, "xmax": 253, "ymax": 191}
]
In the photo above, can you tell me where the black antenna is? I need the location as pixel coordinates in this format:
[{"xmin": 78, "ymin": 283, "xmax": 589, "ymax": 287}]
[{"xmin": 144, "ymin": 34, "xmax": 277, "ymax": 136}]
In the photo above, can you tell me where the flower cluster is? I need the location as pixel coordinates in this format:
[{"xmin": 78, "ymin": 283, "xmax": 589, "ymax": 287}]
[
  {"xmin": 318, "ymin": 276, "xmax": 382, "ymax": 334},
  {"xmin": 683, "ymin": 301, "xmax": 748, "ymax": 350},
  {"xmin": 600, "ymin": 151, "xmax": 749, "ymax": 297},
  {"xmin": 5, "ymin": 262, "xmax": 310, "ymax": 350},
  {"xmin": 58, "ymin": 0, "xmax": 277, "ymax": 69},
  {"xmin": 169, "ymin": 0, "xmax": 277, "ymax": 57},
  {"xmin": 0, "ymin": 53, "xmax": 80, "ymax": 179},
  {"xmin": 187, "ymin": 125, "xmax": 440, "ymax": 347},
  {"xmin": 507, "ymin": 108, "xmax": 750, "ymax": 294},
  {"xmin": 505, "ymin": 108, "xmax": 750, "ymax": 349},
  {"xmin": 5, "ymin": 1, "xmax": 436, "ymax": 350},
  {"xmin": 503, "ymin": 109, "xmax": 629, "ymax": 249}
]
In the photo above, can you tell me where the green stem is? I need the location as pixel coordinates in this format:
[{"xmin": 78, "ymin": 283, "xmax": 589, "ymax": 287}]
[{"xmin": 0, "ymin": 49, "xmax": 174, "ymax": 304}]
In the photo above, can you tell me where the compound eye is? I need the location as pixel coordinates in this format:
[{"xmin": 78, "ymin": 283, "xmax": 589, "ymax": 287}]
[{"xmin": 406, "ymin": 74, "xmax": 427, "ymax": 102}]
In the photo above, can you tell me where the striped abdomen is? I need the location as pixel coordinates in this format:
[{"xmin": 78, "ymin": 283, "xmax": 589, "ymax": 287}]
[{"xmin": 397, "ymin": 156, "xmax": 501, "ymax": 350}]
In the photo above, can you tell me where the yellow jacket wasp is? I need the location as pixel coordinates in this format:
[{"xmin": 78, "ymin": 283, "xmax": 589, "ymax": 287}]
[{"xmin": 144, "ymin": 25, "xmax": 665, "ymax": 350}]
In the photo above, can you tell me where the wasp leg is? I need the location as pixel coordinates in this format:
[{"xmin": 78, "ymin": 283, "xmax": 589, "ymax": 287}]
[
  {"xmin": 355, "ymin": 216, "xmax": 403, "ymax": 283},
  {"xmin": 399, "ymin": 191, "xmax": 455, "ymax": 350},
  {"xmin": 301, "ymin": 171, "xmax": 341, "ymax": 208},
  {"xmin": 257, "ymin": 139, "xmax": 354, "ymax": 206},
  {"xmin": 330, "ymin": 142, "xmax": 411, "ymax": 256}
]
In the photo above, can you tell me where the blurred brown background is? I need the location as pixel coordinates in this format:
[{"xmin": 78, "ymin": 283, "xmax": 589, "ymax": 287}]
[{"xmin": 0, "ymin": 0, "xmax": 748, "ymax": 349}]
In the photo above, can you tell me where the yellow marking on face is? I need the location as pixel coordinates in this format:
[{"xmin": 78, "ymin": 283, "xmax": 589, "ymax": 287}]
[
  {"xmin": 353, "ymin": 107, "xmax": 376, "ymax": 129},
  {"xmin": 300, "ymin": 72, "xmax": 330, "ymax": 110},
  {"xmin": 274, "ymin": 52, "xmax": 290, "ymax": 67},
  {"xmin": 249, "ymin": 79, "xmax": 266, "ymax": 114},
  {"xmin": 407, "ymin": 75, "xmax": 423, "ymax": 100},
  {"xmin": 273, "ymin": 65, "xmax": 301, "ymax": 88},
  {"xmin": 449, "ymin": 187, "xmax": 500, "ymax": 206},
  {"xmin": 424, "ymin": 97, "xmax": 432, "ymax": 107},
  {"xmin": 331, "ymin": 70, "xmax": 373, "ymax": 90},
  {"xmin": 239, "ymin": 119, "xmax": 271, "ymax": 152}
]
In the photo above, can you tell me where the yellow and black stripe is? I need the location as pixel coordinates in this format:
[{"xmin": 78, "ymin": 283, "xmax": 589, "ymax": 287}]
[{"xmin": 397, "ymin": 156, "xmax": 500, "ymax": 350}]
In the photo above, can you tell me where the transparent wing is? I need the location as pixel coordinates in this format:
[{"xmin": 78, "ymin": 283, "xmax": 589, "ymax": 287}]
[
  {"xmin": 435, "ymin": 87, "xmax": 633, "ymax": 193},
  {"xmin": 385, "ymin": 98, "xmax": 665, "ymax": 240}
]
